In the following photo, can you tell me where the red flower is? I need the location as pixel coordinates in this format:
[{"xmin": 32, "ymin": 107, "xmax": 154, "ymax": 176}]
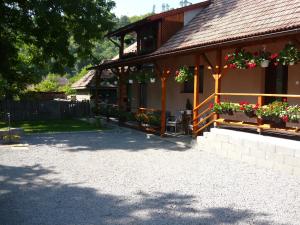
[
  {"xmin": 175, "ymin": 70, "xmax": 179, "ymax": 76},
  {"xmin": 240, "ymin": 106, "xmax": 245, "ymax": 111},
  {"xmin": 216, "ymin": 99, "xmax": 220, "ymax": 104},
  {"xmin": 247, "ymin": 62, "xmax": 256, "ymax": 69},
  {"xmin": 209, "ymin": 103, "xmax": 214, "ymax": 109},
  {"xmin": 281, "ymin": 115, "xmax": 289, "ymax": 123},
  {"xmin": 224, "ymin": 55, "xmax": 229, "ymax": 61},
  {"xmin": 270, "ymin": 53, "xmax": 278, "ymax": 60},
  {"xmin": 282, "ymin": 98, "xmax": 287, "ymax": 102},
  {"xmin": 229, "ymin": 63, "xmax": 236, "ymax": 69},
  {"xmin": 252, "ymin": 104, "xmax": 259, "ymax": 110}
]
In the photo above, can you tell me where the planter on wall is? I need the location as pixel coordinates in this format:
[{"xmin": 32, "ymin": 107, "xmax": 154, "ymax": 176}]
[
  {"xmin": 261, "ymin": 116, "xmax": 286, "ymax": 128},
  {"xmin": 260, "ymin": 60, "xmax": 270, "ymax": 68},
  {"xmin": 286, "ymin": 121, "xmax": 300, "ymax": 129}
]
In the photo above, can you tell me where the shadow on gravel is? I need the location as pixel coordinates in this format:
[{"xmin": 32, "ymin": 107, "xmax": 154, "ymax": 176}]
[
  {"xmin": 24, "ymin": 129, "xmax": 191, "ymax": 152},
  {"xmin": 0, "ymin": 164, "xmax": 286, "ymax": 225}
]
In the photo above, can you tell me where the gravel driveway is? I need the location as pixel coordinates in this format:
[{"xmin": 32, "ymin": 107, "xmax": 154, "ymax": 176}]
[{"xmin": 0, "ymin": 128, "xmax": 300, "ymax": 225}]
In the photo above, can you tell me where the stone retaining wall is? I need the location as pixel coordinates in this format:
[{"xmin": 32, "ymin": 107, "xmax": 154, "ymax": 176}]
[{"xmin": 196, "ymin": 128, "xmax": 300, "ymax": 176}]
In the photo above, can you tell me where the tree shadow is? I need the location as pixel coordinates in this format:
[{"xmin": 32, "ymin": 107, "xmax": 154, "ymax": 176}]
[
  {"xmin": 0, "ymin": 164, "xmax": 287, "ymax": 225},
  {"xmin": 23, "ymin": 129, "xmax": 191, "ymax": 152}
]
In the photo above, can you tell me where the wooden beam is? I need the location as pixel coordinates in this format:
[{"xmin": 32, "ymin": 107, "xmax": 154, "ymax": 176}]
[
  {"xmin": 157, "ymin": 21, "xmax": 162, "ymax": 48},
  {"xmin": 193, "ymin": 55, "xmax": 200, "ymax": 134},
  {"xmin": 202, "ymin": 53, "xmax": 214, "ymax": 71},
  {"xmin": 160, "ymin": 70, "xmax": 169, "ymax": 136},
  {"xmin": 119, "ymin": 34, "xmax": 125, "ymax": 58}
]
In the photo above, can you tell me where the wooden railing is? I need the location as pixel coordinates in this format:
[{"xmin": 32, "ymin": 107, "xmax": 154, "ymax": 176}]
[
  {"xmin": 193, "ymin": 92, "xmax": 300, "ymax": 136},
  {"xmin": 193, "ymin": 93, "xmax": 216, "ymax": 135}
]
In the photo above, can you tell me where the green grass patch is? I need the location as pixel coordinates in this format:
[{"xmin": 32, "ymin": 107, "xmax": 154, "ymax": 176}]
[{"xmin": 0, "ymin": 119, "xmax": 102, "ymax": 134}]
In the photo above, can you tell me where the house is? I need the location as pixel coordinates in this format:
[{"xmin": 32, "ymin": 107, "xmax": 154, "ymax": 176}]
[
  {"xmin": 91, "ymin": 0, "xmax": 300, "ymax": 137},
  {"xmin": 71, "ymin": 69, "xmax": 117, "ymax": 103}
]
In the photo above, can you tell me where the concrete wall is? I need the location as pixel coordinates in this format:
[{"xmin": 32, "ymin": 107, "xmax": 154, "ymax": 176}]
[{"xmin": 130, "ymin": 39, "xmax": 300, "ymax": 115}]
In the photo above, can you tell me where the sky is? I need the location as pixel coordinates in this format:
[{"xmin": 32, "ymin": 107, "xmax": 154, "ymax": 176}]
[{"xmin": 112, "ymin": 0, "xmax": 201, "ymax": 17}]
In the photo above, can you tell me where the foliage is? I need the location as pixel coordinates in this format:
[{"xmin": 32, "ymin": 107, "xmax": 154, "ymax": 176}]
[
  {"xmin": 0, "ymin": 0, "xmax": 116, "ymax": 98},
  {"xmin": 277, "ymin": 44, "xmax": 300, "ymax": 65},
  {"xmin": 175, "ymin": 66, "xmax": 193, "ymax": 83},
  {"xmin": 238, "ymin": 101, "xmax": 259, "ymax": 117},
  {"xmin": 210, "ymin": 101, "xmax": 239, "ymax": 114},
  {"xmin": 286, "ymin": 105, "xmax": 300, "ymax": 122},
  {"xmin": 148, "ymin": 112, "xmax": 161, "ymax": 127},
  {"xmin": 225, "ymin": 49, "xmax": 255, "ymax": 69},
  {"xmin": 34, "ymin": 74, "xmax": 62, "ymax": 92},
  {"xmin": 135, "ymin": 112, "xmax": 149, "ymax": 124},
  {"xmin": 253, "ymin": 51, "xmax": 271, "ymax": 64},
  {"xmin": 256, "ymin": 101, "xmax": 289, "ymax": 119}
]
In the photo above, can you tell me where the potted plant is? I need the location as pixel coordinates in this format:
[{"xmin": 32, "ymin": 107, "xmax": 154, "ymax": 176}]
[
  {"xmin": 225, "ymin": 49, "xmax": 255, "ymax": 69},
  {"xmin": 239, "ymin": 101, "xmax": 259, "ymax": 118},
  {"xmin": 254, "ymin": 51, "xmax": 271, "ymax": 68},
  {"xmin": 256, "ymin": 101, "xmax": 288, "ymax": 128},
  {"xmin": 135, "ymin": 112, "xmax": 149, "ymax": 127},
  {"xmin": 175, "ymin": 66, "xmax": 193, "ymax": 83},
  {"xmin": 286, "ymin": 105, "xmax": 300, "ymax": 129},
  {"xmin": 185, "ymin": 99, "xmax": 193, "ymax": 115},
  {"xmin": 277, "ymin": 44, "xmax": 300, "ymax": 66},
  {"xmin": 148, "ymin": 113, "xmax": 161, "ymax": 129}
]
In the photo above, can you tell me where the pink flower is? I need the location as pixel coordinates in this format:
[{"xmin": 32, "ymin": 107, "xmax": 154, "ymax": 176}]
[
  {"xmin": 175, "ymin": 70, "xmax": 179, "ymax": 76},
  {"xmin": 229, "ymin": 63, "xmax": 236, "ymax": 69},
  {"xmin": 274, "ymin": 62, "xmax": 279, "ymax": 66},
  {"xmin": 224, "ymin": 55, "xmax": 229, "ymax": 61}
]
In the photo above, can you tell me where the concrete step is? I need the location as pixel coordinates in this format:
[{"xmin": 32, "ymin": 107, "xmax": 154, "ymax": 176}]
[{"xmin": 195, "ymin": 128, "xmax": 300, "ymax": 176}]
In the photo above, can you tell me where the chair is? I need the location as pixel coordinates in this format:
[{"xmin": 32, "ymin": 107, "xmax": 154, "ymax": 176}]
[{"xmin": 166, "ymin": 112, "xmax": 183, "ymax": 133}]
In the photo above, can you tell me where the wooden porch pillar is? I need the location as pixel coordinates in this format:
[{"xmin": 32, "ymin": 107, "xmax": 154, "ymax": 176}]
[
  {"xmin": 160, "ymin": 74, "xmax": 167, "ymax": 136},
  {"xmin": 193, "ymin": 55, "xmax": 200, "ymax": 134},
  {"xmin": 118, "ymin": 66, "xmax": 127, "ymax": 111},
  {"xmin": 213, "ymin": 49, "xmax": 222, "ymax": 123},
  {"xmin": 160, "ymin": 69, "xmax": 171, "ymax": 137}
]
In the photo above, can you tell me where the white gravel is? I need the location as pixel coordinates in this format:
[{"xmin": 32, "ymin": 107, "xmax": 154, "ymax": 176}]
[{"xmin": 0, "ymin": 128, "xmax": 300, "ymax": 225}]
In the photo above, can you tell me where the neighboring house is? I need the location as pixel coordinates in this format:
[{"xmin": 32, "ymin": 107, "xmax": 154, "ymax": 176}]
[
  {"xmin": 71, "ymin": 69, "xmax": 117, "ymax": 103},
  {"xmin": 92, "ymin": 0, "xmax": 300, "ymax": 136},
  {"xmin": 72, "ymin": 43, "xmax": 138, "ymax": 103}
]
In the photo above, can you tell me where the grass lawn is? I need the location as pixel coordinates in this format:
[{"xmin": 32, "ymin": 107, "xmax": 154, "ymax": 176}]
[{"xmin": 0, "ymin": 119, "xmax": 102, "ymax": 133}]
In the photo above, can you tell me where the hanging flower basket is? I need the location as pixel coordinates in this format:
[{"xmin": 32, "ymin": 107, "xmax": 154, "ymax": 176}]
[
  {"xmin": 175, "ymin": 66, "xmax": 193, "ymax": 83},
  {"xmin": 276, "ymin": 44, "xmax": 300, "ymax": 66},
  {"xmin": 225, "ymin": 49, "xmax": 256, "ymax": 69}
]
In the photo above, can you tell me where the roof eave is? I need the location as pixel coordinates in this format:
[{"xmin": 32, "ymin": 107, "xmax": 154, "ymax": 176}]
[{"xmin": 92, "ymin": 27, "xmax": 300, "ymax": 70}]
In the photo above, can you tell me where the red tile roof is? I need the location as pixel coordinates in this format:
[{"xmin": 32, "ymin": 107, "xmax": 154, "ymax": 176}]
[{"xmin": 154, "ymin": 0, "xmax": 300, "ymax": 55}]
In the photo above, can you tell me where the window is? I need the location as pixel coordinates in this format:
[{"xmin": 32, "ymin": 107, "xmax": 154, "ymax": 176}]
[{"xmin": 183, "ymin": 65, "xmax": 204, "ymax": 93}]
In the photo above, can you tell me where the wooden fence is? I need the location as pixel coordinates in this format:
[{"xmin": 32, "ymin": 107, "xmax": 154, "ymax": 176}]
[{"xmin": 0, "ymin": 100, "xmax": 91, "ymax": 122}]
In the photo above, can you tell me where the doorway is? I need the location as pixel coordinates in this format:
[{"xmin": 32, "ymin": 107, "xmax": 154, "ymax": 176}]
[{"xmin": 264, "ymin": 64, "xmax": 288, "ymax": 104}]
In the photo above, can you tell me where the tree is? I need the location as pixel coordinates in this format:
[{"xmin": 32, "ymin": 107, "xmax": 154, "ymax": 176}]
[{"xmin": 0, "ymin": 0, "xmax": 116, "ymax": 98}]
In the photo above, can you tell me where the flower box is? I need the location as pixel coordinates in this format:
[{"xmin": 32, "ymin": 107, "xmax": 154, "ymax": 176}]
[
  {"xmin": 220, "ymin": 111, "xmax": 257, "ymax": 123},
  {"xmin": 286, "ymin": 121, "xmax": 300, "ymax": 129},
  {"xmin": 261, "ymin": 116, "xmax": 286, "ymax": 128}
]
